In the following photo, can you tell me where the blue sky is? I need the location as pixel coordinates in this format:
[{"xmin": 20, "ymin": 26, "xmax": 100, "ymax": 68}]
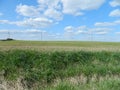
[{"xmin": 0, "ymin": 0, "xmax": 120, "ymax": 41}]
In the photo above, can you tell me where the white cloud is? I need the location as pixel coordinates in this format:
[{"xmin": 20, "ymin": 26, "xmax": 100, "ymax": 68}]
[
  {"xmin": 15, "ymin": 3, "xmax": 57, "ymax": 28},
  {"xmin": 16, "ymin": 1, "xmax": 63, "ymax": 25},
  {"xmin": 109, "ymin": 9, "xmax": 120, "ymax": 17},
  {"xmin": 44, "ymin": 8, "xmax": 63, "ymax": 21},
  {"xmin": 110, "ymin": 0, "xmax": 120, "ymax": 7},
  {"xmin": 0, "ymin": 29, "xmax": 46, "ymax": 34},
  {"xmin": 90, "ymin": 28, "xmax": 112, "ymax": 35},
  {"xmin": 95, "ymin": 31, "xmax": 108, "ymax": 35},
  {"xmin": 75, "ymin": 12, "xmax": 84, "ymax": 16},
  {"xmin": 38, "ymin": 0, "xmax": 105, "ymax": 16},
  {"xmin": 0, "ymin": 13, "xmax": 3, "ymax": 16},
  {"xmin": 0, "ymin": 30, "xmax": 9, "ymax": 33},
  {"xmin": 0, "ymin": 18, "xmax": 53, "ymax": 28},
  {"xmin": 0, "ymin": 0, "xmax": 106, "ymax": 30},
  {"xmin": 115, "ymin": 32, "xmax": 120, "ymax": 34},
  {"xmin": 76, "ymin": 26, "xmax": 111, "ymax": 35},
  {"xmin": 75, "ymin": 26, "xmax": 87, "ymax": 34},
  {"xmin": 83, "ymin": 27, "xmax": 111, "ymax": 35},
  {"xmin": 75, "ymin": 30, "xmax": 87, "ymax": 35},
  {"xmin": 61, "ymin": 0, "xmax": 105, "ymax": 15},
  {"xmin": 22, "ymin": 29, "xmax": 46, "ymax": 33},
  {"xmin": 91, "ymin": 28, "xmax": 112, "ymax": 32},
  {"xmin": 64, "ymin": 25, "xmax": 110, "ymax": 36},
  {"xmin": 115, "ymin": 20, "xmax": 120, "ymax": 24},
  {"xmin": 95, "ymin": 20, "xmax": 120, "ymax": 27},
  {"xmin": 77, "ymin": 26, "xmax": 87, "ymax": 30},
  {"xmin": 15, "ymin": 18, "xmax": 53, "ymax": 28},
  {"xmin": 37, "ymin": 0, "xmax": 63, "ymax": 21},
  {"xmin": 95, "ymin": 22, "xmax": 116, "ymax": 27},
  {"xmin": 0, "ymin": 20, "xmax": 10, "ymax": 24},
  {"xmin": 64, "ymin": 26, "xmax": 75, "ymax": 32},
  {"xmin": 37, "ymin": 0, "xmax": 61, "ymax": 9},
  {"xmin": 16, "ymin": 4, "xmax": 40, "ymax": 17}
]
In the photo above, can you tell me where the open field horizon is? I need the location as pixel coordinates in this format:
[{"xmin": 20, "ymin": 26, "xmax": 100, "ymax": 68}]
[{"xmin": 0, "ymin": 40, "xmax": 120, "ymax": 51}]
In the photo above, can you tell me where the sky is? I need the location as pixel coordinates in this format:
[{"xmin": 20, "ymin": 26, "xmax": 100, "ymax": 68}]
[{"xmin": 0, "ymin": 0, "xmax": 120, "ymax": 41}]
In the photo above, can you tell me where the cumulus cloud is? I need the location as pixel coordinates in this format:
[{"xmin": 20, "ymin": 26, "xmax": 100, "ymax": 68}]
[
  {"xmin": 109, "ymin": 9, "xmax": 120, "ymax": 17},
  {"xmin": 115, "ymin": 20, "xmax": 120, "ymax": 24},
  {"xmin": 90, "ymin": 28, "xmax": 112, "ymax": 35},
  {"xmin": 0, "ymin": 18, "xmax": 53, "ymax": 28},
  {"xmin": 38, "ymin": 0, "xmax": 105, "ymax": 16},
  {"xmin": 38, "ymin": 0, "xmax": 63, "ymax": 21},
  {"xmin": 44, "ymin": 8, "xmax": 63, "ymax": 21},
  {"xmin": 95, "ymin": 20, "xmax": 120, "ymax": 27},
  {"xmin": 0, "ymin": 0, "xmax": 106, "ymax": 29},
  {"xmin": 95, "ymin": 22, "xmax": 116, "ymax": 27},
  {"xmin": 16, "ymin": 1, "xmax": 63, "ymax": 19},
  {"xmin": 15, "ymin": 1, "xmax": 63, "ymax": 28},
  {"xmin": 77, "ymin": 26, "xmax": 87, "ymax": 31},
  {"xmin": 110, "ymin": 0, "xmax": 120, "ymax": 7},
  {"xmin": 61, "ymin": 0, "xmax": 105, "ymax": 15},
  {"xmin": 75, "ymin": 30, "xmax": 86, "ymax": 35},
  {"xmin": 16, "ymin": 4, "xmax": 40, "ymax": 17},
  {"xmin": 64, "ymin": 26, "xmax": 75, "ymax": 32},
  {"xmin": 95, "ymin": 31, "xmax": 108, "ymax": 35},
  {"xmin": 24, "ymin": 29, "xmax": 46, "ymax": 33},
  {"xmin": 91, "ymin": 28, "xmax": 112, "ymax": 32},
  {"xmin": 64, "ymin": 25, "xmax": 110, "ymax": 36},
  {"xmin": 75, "ymin": 26, "xmax": 87, "ymax": 34},
  {"xmin": 38, "ymin": 0, "xmax": 61, "ymax": 9},
  {"xmin": 15, "ymin": 18, "xmax": 53, "ymax": 28},
  {"xmin": 82, "ymin": 27, "xmax": 111, "ymax": 35}
]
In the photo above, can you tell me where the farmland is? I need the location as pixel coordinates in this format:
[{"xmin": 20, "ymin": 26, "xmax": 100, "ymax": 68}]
[
  {"xmin": 0, "ymin": 41, "xmax": 120, "ymax": 90},
  {"xmin": 1, "ymin": 40, "xmax": 120, "ymax": 51}
]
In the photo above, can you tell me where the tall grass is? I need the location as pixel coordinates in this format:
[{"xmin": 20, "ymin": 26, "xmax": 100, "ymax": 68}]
[
  {"xmin": 0, "ymin": 50, "xmax": 120, "ymax": 89},
  {"xmin": 45, "ymin": 79, "xmax": 120, "ymax": 90}
]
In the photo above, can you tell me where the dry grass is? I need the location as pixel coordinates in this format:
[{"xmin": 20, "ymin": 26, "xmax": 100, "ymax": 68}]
[{"xmin": 0, "ymin": 40, "xmax": 120, "ymax": 51}]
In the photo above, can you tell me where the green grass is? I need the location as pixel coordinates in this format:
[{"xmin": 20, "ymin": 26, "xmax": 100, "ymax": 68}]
[{"xmin": 0, "ymin": 50, "xmax": 120, "ymax": 89}]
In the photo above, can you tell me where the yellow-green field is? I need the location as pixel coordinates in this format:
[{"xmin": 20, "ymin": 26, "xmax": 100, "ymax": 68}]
[{"xmin": 0, "ymin": 40, "xmax": 120, "ymax": 51}]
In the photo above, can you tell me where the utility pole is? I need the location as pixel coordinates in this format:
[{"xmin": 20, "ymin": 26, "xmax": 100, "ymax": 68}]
[
  {"xmin": 40, "ymin": 31, "xmax": 42, "ymax": 41},
  {"xmin": 90, "ymin": 31, "xmax": 93, "ymax": 41},
  {"xmin": 8, "ymin": 31, "xmax": 10, "ymax": 38}
]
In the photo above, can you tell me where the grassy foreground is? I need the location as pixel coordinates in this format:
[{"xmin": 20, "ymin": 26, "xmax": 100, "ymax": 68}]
[{"xmin": 0, "ymin": 50, "xmax": 120, "ymax": 90}]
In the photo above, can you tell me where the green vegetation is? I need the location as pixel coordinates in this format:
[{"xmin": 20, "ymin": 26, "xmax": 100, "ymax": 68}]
[
  {"xmin": 45, "ymin": 79, "xmax": 120, "ymax": 90},
  {"xmin": 0, "ymin": 50, "xmax": 120, "ymax": 89}
]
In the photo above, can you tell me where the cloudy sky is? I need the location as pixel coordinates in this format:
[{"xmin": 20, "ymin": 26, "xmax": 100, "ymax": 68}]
[{"xmin": 0, "ymin": 0, "xmax": 120, "ymax": 41}]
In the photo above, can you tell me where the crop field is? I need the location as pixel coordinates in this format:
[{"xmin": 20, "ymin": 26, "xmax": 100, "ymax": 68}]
[
  {"xmin": 1, "ymin": 40, "xmax": 120, "ymax": 51},
  {"xmin": 0, "ymin": 41, "xmax": 120, "ymax": 90}
]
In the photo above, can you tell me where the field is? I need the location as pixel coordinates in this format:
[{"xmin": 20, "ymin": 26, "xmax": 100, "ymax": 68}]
[
  {"xmin": 1, "ymin": 40, "xmax": 120, "ymax": 51},
  {"xmin": 0, "ymin": 41, "xmax": 120, "ymax": 90}
]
